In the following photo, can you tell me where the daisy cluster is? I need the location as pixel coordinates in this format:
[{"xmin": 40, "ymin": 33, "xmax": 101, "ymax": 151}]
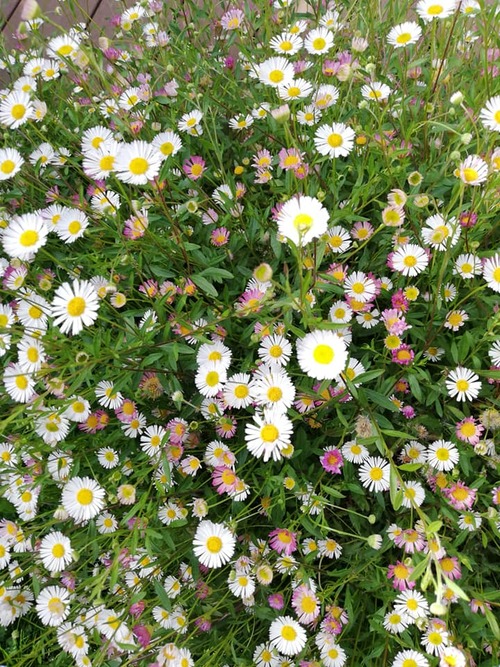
[{"xmin": 0, "ymin": 0, "xmax": 499, "ymax": 666}]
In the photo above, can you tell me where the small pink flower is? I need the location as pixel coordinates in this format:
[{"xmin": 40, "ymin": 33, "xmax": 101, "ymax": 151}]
[
  {"xmin": 211, "ymin": 227, "xmax": 230, "ymax": 246},
  {"xmin": 387, "ymin": 561, "xmax": 416, "ymax": 591},
  {"xmin": 268, "ymin": 592, "xmax": 284, "ymax": 610},
  {"xmin": 183, "ymin": 156, "xmax": 206, "ymax": 180},
  {"xmin": 269, "ymin": 528, "xmax": 297, "ymax": 556},
  {"xmin": 320, "ymin": 448, "xmax": 344, "ymax": 474},
  {"xmin": 133, "ymin": 624, "xmax": 151, "ymax": 648},
  {"xmin": 130, "ymin": 601, "xmax": 146, "ymax": 618},
  {"xmin": 392, "ymin": 344, "xmax": 414, "ymax": 365}
]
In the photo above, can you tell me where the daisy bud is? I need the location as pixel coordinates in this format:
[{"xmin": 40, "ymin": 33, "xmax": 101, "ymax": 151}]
[
  {"xmin": 450, "ymin": 150, "xmax": 461, "ymax": 161},
  {"xmin": 367, "ymin": 514, "xmax": 376, "ymax": 524},
  {"xmin": 271, "ymin": 105, "xmax": 290, "ymax": 123},
  {"xmin": 253, "ymin": 263, "xmax": 273, "ymax": 283},
  {"xmin": 407, "ymin": 171, "xmax": 423, "ymax": 186},
  {"xmin": 460, "ymin": 133, "xmax": 472, "ymax": 145},
  {"xmin": 365, "ymin": 63, "xmax": 376, "ymax": 74},
  {"xmin": 450, "ymin": 91, "xmax": 464, "ymax": 105},
  {"xmin": 171, "ymin": 390, "xmax": 183, "ymax": 404},
  {"xmin": 430, "ymin": 601, "xmax": 448, "ymax": 616},
  {"xmin": 367, "ymin": 534, "xmax": 383, "ymax": 549}
]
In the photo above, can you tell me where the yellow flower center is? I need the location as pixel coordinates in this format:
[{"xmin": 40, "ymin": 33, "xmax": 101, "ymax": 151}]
[
  {"xmin": 57, "ymin": 44, "xmax": 74, "ymax": 56},
  {"xmin": 68, "ymin": 220, "xmax": 82, "ymax": 235},
  {"xmin": 267, "ymin": 387, "xmax": 283, "ymax": 402},
  {"xmin": 401, "ymin": 660, "xmax": 417, "ymax": 667},
  {"xmin": 129, "ymin": 157, "xmax": 149, "ymax": 175},
  {"xmin": 20, "ymin": 490, "xmax": 32, "ymax": 502},
  {"xmin": 370, "ymin": 467, "xmax": 383, "ymax": 480},
  {"xmin": 456, "ymin": 379, "xmax": 469, "ymax": 392},
  {"xmin": 301, "ymin": 596, "xmax": 316, "ymax": 613},
  {"xmin": 67, "ymin": 296, "xmax": 86, "ymax": 317},
  {"xmin": 12, "ymin": 104, "xmax": 26, "ymax": 120},
  {"xmin": 428, "ymin": 631, "xmax": 443, "ymax": 645},
  {"xmin": 205, "ymin": 371, "xmax": 219, "ymax": 387},
  {"xmin": 280, "ymin": 40, "xmax": 293, "ymax": 51},
  {"xmin": 261, "ymin": 424, "xmax": 279, "ymax": 442},
  {"xmin": 293, "ymin": 212, "xmax": 313, "ymax": 231},
  {"xmin": 460, "ymin": 421, "xmax": 475, "ymax": 437},
  {"xmin": 160, "ymin": 141, "xmax": 174, "ymax": 156},
  {"xmin": 190, "ymin": 163, "xmax": 203, "ymax": 176},
  {"xmin": 99, "ymin": 155, "xmax": 115, "ymax": 171},
  {"xmin": 234, "ymin": 384, "xmax": 249, "ymax": 399},
  {"xmin": 327, "ymin": 133, "xmax": 343, "ymax": 147},
  {"xmin": 206, "ymin": 536, "xmax": 222, "ymax": 553},
  {"xmin": 312, "ymin": 37, "xmax": 326, "ymax": 50},
  {"xmin": 394, "ymin": 563, "xmax": 409, "ymax": 579},
  {"xmin": 493, "ymin": 267, "xmax": 500, "ymax": 282},
  {"xmin": 15, "ymin": 376, "xmax": 28, "ymax": 390},
  {"xmin": 52, "ymin": 543, "xmax": 65, "ymax": 558},
  {"xmin": 462, "ymin": 167, "xmax": 478, "ymax": 182},
  {"xmin": 436, "ymin": 447, "xmax": 450, "ymax": 461},
  {"xmin": 1, "ymin": 159, "xmax": 15, "ymax": 174},
  {"xmin": 313, "ymin": 343, "xmax": 334, "ymax": 364},
  {"xmin": 396, "ymin": 32, "xmax": 411, "ymax": 44},
  {"xmin": 281, "ymin": 625, "xmax": 297, "ymax": 641},
  {"xmin": 351, "ymin": 281, "xmax": 365, "ymax": 295},
  {"xmin": 48, "ymin": 597, "xmax": 64, "ymax": 614},
  {"xmin": 19, "ymin": 230, "xmax": 39, "ymax": 247},
  {"xmin": 27, "ymin": 347, "xmax": 39, "ymax": 362},
  {"xmin": 403, "ymin": 255, "xmax": 417, "ymax": 267},
  {"xmin": 269, "ymin": 69, "xmax": 284, "ymax": 84},
  {"xmin": 76, "ymin": 488, "xmax": 94, "ymax": 505},
  {"xmin": 428, "ymin": 4, "xmax": 443, "ymax": 14}
]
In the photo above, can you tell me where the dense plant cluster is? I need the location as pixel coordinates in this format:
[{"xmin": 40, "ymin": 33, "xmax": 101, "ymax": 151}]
[{"xmin": 0, "ymin": 0, "xmax": 499, "ymax": 666}]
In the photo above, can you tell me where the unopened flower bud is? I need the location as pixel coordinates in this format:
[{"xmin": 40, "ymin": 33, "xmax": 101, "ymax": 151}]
[{"xmin": 450, "ymin": 91, "xmax": 464, "ymax": 105}]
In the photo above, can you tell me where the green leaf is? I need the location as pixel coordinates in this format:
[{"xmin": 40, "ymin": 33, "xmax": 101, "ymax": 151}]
[
  {"xmin": 191, "ymin": 274, "xmax": 218, "ymax": 297},
  {"xmin": 426, "ymin": 520, "xmax": 443, "ymax": 533},
  {"xmin": 409, "ymin": 555, "xmax": 430, "ymax": 581},
  {"xmin": 153, "ymin": 579, "xmax": 172, "ymax": 611},
  {"xmin": 321, "ymin": 485, "xmax": 345, "ymax": 499},
  {"xmin": 408, "ymin": 374, "xmax": 422, "ymax": 401},
  {"xmin": 398, "ymin": 463, "xmax": 423, "ymax": 472},
  {"xmin": 485, "ymin": 607, "xmax": 500, "ymax": 640},
  {"xmin": 390, "ymin": 465, "xmax": 403, "ymax": 510}
]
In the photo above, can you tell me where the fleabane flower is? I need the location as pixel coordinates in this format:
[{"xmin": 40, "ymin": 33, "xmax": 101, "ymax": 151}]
[
  {"xmin": 387, "ymin": 21, "xmax": 422, "ymax": 47},
  {"xmin": 193, "ymin": 520, "xmax": 236, "ymax": 568},
  {"xmin": 51, "ymin": 280, "xmax": 99, "ymax": 335},
  {"xmin": 457, "ymin": 154, "xmax": 488, "ymax": 185},
  {"xmin": 391, "ymin": 244, "xmax": 429, "ymax": 276},
  {"xmin": 445, "ymin": 367, "xmax": 481, "ymax": 401},
  {"xmin": 314, "ymin": 122, "xmax": 355, "ymax": 158},
  {"xmin": 114, "ymin": 141, "xmax": 163, "ymax": 185},
  {"xmin": 276, "ymin": 195, "xmax": 329, "ymax": 246},
  {"xmin": 0, "ymin": 147, "xmax": 24, "ymax": 180},
  {"xmin": 479, "ymin": 95, "xmax": 500, "ymax": 132},
  {"xmin": 482, "ymin": 253, "xmax": 500, "ymax": 292},
  {"xmin": 61, "ymin": 476, "xmax": 106, "ymax": 524},
  {"xmin": 269, "ymin": 616, "xmax": 307, "ymax": 656},
  {"xmin": 39, "ymin": 531, "xmax": 73, "ymax": 573},
  {"xmin": 296, "ymin": 330, "xmax": 348, "ymax": 380},
  {"xmin": 416, "ymin": 0, "xmax": 457, "ymax": 21},
  {"xmin": 2, "ymin": 213, "xmax": 48, "ymax": 260},
  {"xmin": 257, "ymin": 56, "xmax": 295, "ymax": 87},
  {"xmin": 0, "ymin": 90, "xmax": 34, "ymax": 129},
  {"xmin": 358, "ymin": 456, "xmax": 391, "ymax": 492},
  {"xmin": 244, "ymin": 408, "xmax": 293, "ymax": 462}
]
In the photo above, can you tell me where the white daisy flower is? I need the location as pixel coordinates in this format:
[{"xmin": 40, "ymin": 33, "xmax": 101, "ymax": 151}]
[
  {"xmin": 36, "ymin": 585, "xmax": 71, "ymax": 626},
  {"xmin": 81, "ymin": 125, "xmax": 115, "ymax": 152},
  {"xmin": 64, "ymin": 396, "xmax": 91, "ymax": 422},
  {"xmin": 313, "ymin": 84, "xmax": 339, "ymax": 110},
  {"xmin": 0, "ymin": 90, "xmax": 34, "ymax": 129},
  {"xmin": 228, "ymin": 571, "xmax": 256, "ymax": 598},
  {"xmin": 401, "ymin": 481, "xmax": 426, "ymax": 508},
  {"xmin": 321, "ymin": 643, "xmax": 347, "ymax": 667},
  {"xmin": 489, "ymin": 340, "xmax": 500, "ymax": 366},
  {"xmin": 96, "ymin": 512, "xmax": 118, "ymax": 534},
  {"xmin": 51, "ymin": 279, "xmax": 99, "ymax": 336},
  {"xmin": 152, "ymin": 130, "xmax": 183, "ymax": 160},
  {"xmin": 56, "ymin": 623, "xmax": 88, "ymax": 658},
  {"xmin": 196, "ymin": 340, "xmax": 232, "ymax": 370},
  {"xmin": 304, "ymin": 26, "xmax": 334, "ymax": 55},
  {"xmin": 258, "ymin": 334, "xmax": 292, "ymax": 367},
  {"xmin": 244, "ymin": 408, "xmax": 293, "ymax": 462},
  {"xmin": 482, "ymin": 253, "xmax": 500, "ymax": 292},
  {"xmin": 296, "ymin": 105, "xmax": 320, "ymax": 126},
  {"xmin": 3, "ymin": 363, "xmax": 36, "ymax": 403},
  {"xmin": 314, "ymin": 122, "xmax": 355, "ymax": 158},
  {"xmin": 269, "ymin": 31, "xmax": 303, "ymax": 56},
  {"xmin": 253, "ymin": 368, "xmax": 296, "ymax": 412},
  {"xmin": 296, "ymin": 329, "xmax": 348, "ymax": 380},
  {"xmin": 95, "ymin": 380, "xmax": 123, "ymax": 409},
  {"xmin": 0, "ymin": 147, "xmax": 24, "ymax": 180},
  {"xmin": 2, "ymin": 213, "xmax": 48, "ymax": 260},
  {"xmin": 383, "ymin": 610, "xmax": 411, "ymax": 634},
  {"xmin": 82, "ymin": 140, "xmax": 120, "ymax": 180},
  {"xmin": 453, "ymin": 253, "xmax": 481, "ymax": 279},
  {"xmin": 195, "ymin": 363, "xmax": 227, "ymax": 397},
  {"xmin": 391, "ymin": 649, "xmax": 429, "ymax": 667},
  {"xmin": 276, "ymin": 195, "xmax": 329, "ymax": 246},
  {"xmin": 361, "ymin": 82, "xmax": 392, "ymax": 102},
  {"xmin": 17, "ymin": 291, "xmax": 50, "ymax": 332},
  {"xmin": 223, "ymin": 373, "xmax": 255, "ymax": 409},
  {"xmin": 193, "ymin": 520, "xmax": 236, "ymax": 568},
  {"xmin": 269, "ymin": 616, "xmax": 307, "ymax": 656},
  {"xmin": 278, "ymin": 78, "xmax": 314, "ymax": 101},
  {"xmin": 61, "ymin": 476, "xmax": 106, "ymax": 524},
  {"xmin": 46, "ymin": 34, "xmax": 81, "ymax": 60},
  {"xmin": 97, "ymin": 447, "xmax": 120, "ymax": 469},
  {"xmin": 55, "ymin": 208, "xmax": 89, "ymax": 243},
  {"xmin": 393, "ymin": 590, "xmax": 429, "ymax": 620},
  {"xmin": 421, "ymin": 213, "xmax": 460, "ymax": 249},
  {"xmin": 391, "ymin": 243, "xmax": 429, "ymax": 276},
  {"xmin": 178, "ymin": 109, "xmax": 203, "ymax": 133},
  {"xmin": 17, "ymin": 336, "xmax": 46, "ymax": 372},
  {"xmin": 257, "ymin": 56, "xmax": 295, "ymax": 88},
  {"xmin": 416, "ymin": 0, "xmax": 457, "ymax": 22},
  {"xmin": 344, "ymin": 271, "xmax": 377, "ymax": 303},
  {"xmin": 457, "ymin": 154, "xmax": 488, "ymax": 185},
  {"xmin": 479, "ymin": 95, "xmax": 500, "ymax": 132},
  {"xmin": 387, "ymin": 21, "xmax": 422, "ymax": 48},
  {"xmin": 39, "ymin": 531, "xmax": 73, "ymax": 573},
  {"xmin": 114, "ymin": 141, "xmax": 163, "ymax": 185},
  {"xmin": 427, "ymin": 440, "xmax": 459, "ymax": 471},
  {"xmin": 358, "ymin": 456, "xmax": 391, "ymax": 492},
  {"xmin": 253, "ymin": 642, "xmax": 280, "ymax": 667},
  {"xmin": 445, "ymin": 366, "xmax": 481, "ymax": 401},
  {"xmin": 326, "ymin": 225, "xmax": 351, "ymax": 253}
]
